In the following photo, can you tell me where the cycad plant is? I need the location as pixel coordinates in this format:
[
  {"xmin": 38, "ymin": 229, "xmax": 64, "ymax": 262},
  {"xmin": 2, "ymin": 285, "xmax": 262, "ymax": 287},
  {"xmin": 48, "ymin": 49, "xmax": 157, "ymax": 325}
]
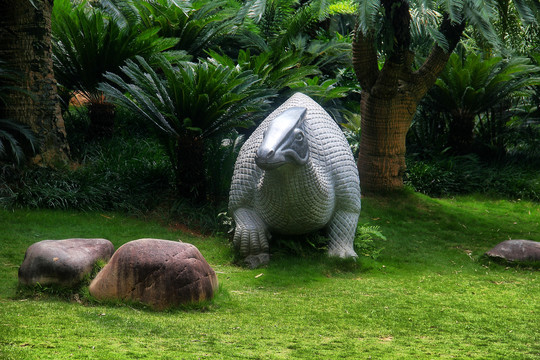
[
  {"xmin": 99, "ymin": 54, "xmax": 273, "ymax": 202},
  {"xmin": 52, "ymin": 0, "xmax": 177, "ymax": 137},
  {"xmin": 220, "ymin": 0, "xmax": 356, "ymax": 116},
  {"xmin": 207, "ymin": 49, "xmax": 319, "ymax": 100},
  {"xmin": 126, "ymin": 0, "xmax": 238, "ymax": 58},
  {"xmin": 240, "ymin": 0, "xmax": 353, "ymax": 76},
  {"xmin": 425, "ymin": 51, "xmax": 540, "ymax": 152}
]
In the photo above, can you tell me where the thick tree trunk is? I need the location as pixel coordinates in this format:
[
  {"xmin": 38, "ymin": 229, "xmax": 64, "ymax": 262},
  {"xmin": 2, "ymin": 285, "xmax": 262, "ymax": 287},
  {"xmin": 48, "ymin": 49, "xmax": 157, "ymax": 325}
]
[
  {"xmin": 0, "ymin": 0, "xmax": 70, "ymax": 166},
  {"xmin": 353, "ymin": 8, "xmax": 465, "ymax": 194},
  {"xmin": 358, "ymin": 92, "xmax": 417, "ymax": 193}
]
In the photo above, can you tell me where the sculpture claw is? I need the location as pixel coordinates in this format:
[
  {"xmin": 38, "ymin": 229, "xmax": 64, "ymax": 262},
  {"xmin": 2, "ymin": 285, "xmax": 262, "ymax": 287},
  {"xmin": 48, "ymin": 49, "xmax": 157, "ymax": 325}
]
[
  {"xmin": 232, "ymin": 208, "xmax": 270, "ymax": 260},
  {"xmin": 234, "ymin": 226, "xmax": 269, "ymax": 257},
  {"xmin": 244, "ymin": 253, "xmax": 270, "ymax": 269},
  {"xmin": 328, "ymin": 246, "xmax": 358, "ymax": 260}
]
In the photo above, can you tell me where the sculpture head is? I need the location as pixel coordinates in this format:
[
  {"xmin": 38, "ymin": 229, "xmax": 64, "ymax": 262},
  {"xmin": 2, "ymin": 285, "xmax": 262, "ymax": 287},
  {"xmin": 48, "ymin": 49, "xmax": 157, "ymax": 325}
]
[{"xmin": 255, "ymin": 107, "xmax": 309, "ymax": 170}]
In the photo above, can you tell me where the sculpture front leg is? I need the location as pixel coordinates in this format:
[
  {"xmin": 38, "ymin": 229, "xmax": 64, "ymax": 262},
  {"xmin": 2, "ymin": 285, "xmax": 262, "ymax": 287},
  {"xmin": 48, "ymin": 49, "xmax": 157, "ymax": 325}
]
[
  {"xmin": 232, "ymin": 207, "xmax": 271, "ymax": 268},
  {"xmin": 327, "ymin": 210, "xmax": 359, "ymax": 259}
]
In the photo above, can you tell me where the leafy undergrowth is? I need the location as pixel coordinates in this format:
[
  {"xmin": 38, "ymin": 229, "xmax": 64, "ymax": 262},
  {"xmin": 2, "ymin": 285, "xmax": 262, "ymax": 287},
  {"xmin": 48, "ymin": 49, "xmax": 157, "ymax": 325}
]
[{"xmin": 0, "ymin": 192, "xmax": 538, "ymax": 359}]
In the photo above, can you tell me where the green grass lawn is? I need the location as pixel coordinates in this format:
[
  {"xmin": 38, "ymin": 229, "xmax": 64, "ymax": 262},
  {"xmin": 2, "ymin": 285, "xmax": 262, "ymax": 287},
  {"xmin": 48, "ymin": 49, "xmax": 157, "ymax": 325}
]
[{"xmin": 1, "ymin": 192, "xmax": 538, "ymax": 359}]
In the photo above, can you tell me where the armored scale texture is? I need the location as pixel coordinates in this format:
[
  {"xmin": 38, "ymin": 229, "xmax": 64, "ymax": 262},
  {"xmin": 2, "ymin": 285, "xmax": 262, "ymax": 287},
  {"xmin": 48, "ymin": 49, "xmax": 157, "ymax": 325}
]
[{"xmin": 229, "ymin": 93, "xmax": 361, "ymax": 267}]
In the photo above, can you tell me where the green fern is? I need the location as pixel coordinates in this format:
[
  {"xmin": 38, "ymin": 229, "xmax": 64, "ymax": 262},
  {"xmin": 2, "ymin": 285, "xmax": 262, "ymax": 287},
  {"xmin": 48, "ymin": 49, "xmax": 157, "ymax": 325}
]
[{"xmin": 354, "ymin": 224, "xmax": 386, "ymax": 260}]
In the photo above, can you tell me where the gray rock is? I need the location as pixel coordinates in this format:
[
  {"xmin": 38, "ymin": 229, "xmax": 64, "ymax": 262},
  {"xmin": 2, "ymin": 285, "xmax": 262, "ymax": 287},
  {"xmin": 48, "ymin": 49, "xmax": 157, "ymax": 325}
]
[
  {"xmin": 485, "ymin": 240, "xmax": 540, "ymax": 263},
  {"xmin": 88, "ymin": 239, "xmax": 218, "ymax": 310},
  {"xmin": 18, "ymin": 238, "xmax": 114, "ymax": 287}
]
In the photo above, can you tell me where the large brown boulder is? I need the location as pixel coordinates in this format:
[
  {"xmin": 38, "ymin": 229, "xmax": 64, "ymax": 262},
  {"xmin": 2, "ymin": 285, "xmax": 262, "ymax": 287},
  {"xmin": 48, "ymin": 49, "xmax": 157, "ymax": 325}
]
[
  {"xmin": 485, "ymin": 240, "xmax": 540, "ymax": 263},
  {"xmin": 89, "ymin": 239, "xmax": 218, "ymax": 310},
  {"xmin": 18, "ymin": 238, "xmax": 114, "ymax": 287}
]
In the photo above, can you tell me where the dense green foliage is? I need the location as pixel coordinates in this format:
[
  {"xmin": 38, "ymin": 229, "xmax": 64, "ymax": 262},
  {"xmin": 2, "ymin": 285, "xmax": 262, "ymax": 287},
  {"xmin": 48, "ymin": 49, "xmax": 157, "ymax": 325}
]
[
  {"xmin": 0, "ymin": 137, "xmax": 171, "ymax": 212},
  {"xmin": 52, "ymin": 0, "xmax": 178, "ymax": 103},
  {"xmin": 409, "ymin": 50, "xmax": 540, "ymax": 154},
  {"xmin": 99, "ymin": 54, "xmax": 273, "ymax": 201},
  {"xmin": 0, "ymin": 194, "xmax": 538, "ymax": 359},
  {"xmin": 405, "ymin": 153, "xmax": 540, "ymax": 200},
  {"xmin": 1, "ymin": 0, "xmax": 539, "ymax": 258}
]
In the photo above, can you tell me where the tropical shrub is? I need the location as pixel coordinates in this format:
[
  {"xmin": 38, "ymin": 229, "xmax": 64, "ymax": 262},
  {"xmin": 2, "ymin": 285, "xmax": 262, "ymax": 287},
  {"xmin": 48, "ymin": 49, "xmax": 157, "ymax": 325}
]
[
  {"xmin": 410, "ymin": 51, "xmax": 540, "ymax": 154},
  {"xmin": 405, "ymin": 153, "xmax": 540, "ymax": 201},
  {"xmin": 242, "ymin": 0, "xmax": 353, "ymax": 72},
  {"xmin": 124, "ymin": 0, "xmax": 239, "ymax": 58},
  {"xmin": 52, "ymin": 0, "xmax": 177, "ymax": 137},
  {"xmin": 99, "ymin": 54, "xmax": 273, "ymax": 202},
  {"xmin": 208, "ymin": 48, "xmax": 355, "ymax": 121}
]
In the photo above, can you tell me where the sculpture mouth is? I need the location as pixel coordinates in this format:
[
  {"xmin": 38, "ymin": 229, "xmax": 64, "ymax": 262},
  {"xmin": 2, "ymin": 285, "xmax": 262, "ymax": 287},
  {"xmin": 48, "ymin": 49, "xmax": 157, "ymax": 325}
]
[{"xmin": 255, "ymin": 157, "xmax": 286, "ymax": 170}]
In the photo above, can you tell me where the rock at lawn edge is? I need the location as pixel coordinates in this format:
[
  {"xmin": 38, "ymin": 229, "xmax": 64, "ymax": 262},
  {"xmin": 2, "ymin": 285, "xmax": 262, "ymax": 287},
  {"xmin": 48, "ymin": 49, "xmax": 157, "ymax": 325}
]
[
  {"xmin": 89, "ymin": 239, "xmax": 218, "ymax": 310},
  {"xmin": 485, "ymin": 240, "xmax": 540, "ymax": 263},
  {"xmin": 18, "ymin": 238, "xmax": 115, "ymax": 287}
]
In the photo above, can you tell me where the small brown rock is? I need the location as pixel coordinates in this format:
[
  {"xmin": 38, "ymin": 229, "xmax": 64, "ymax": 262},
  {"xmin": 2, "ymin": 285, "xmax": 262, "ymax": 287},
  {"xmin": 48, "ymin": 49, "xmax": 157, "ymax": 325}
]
[
  {"xmin": 89, "ymin": 239, "xmax": 218, "ymax": 310},
  {"xmin": 18, "ymin": 238, "xmax": 114, "ymax": 287}
]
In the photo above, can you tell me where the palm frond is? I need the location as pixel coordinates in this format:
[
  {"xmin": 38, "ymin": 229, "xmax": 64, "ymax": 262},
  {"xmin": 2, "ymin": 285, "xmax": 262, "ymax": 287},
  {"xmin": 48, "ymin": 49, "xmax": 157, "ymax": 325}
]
[
  {"xmin": 437, "ymin": 0, "xmax": 465, "ymax": 23},
  {"xmin": 429, "ymin": 52, "xmax": 540, "ymax": 118},
  {"xmin": 0, "ymin": 119, "xmax": 37, "ymax": 164},
  {"xmin": 356, "ymin": 0, "xmax": 382, "ymax": 34},
  {"xmin": 427, "ymin": 27, "xmax": 450, "ymax": 51},
  {"xmin": 309, "ymin": 0, "xmax": 331, "ymax": 21},
  {"xmin": 276, "ymin": 4, "xmax": 317, "ymax": 49},
  {"xmin": 462, "ymin": 1, "xmax": 500, "ymax": 49},
  {"xmin": 99, "ymin": 54, "xmax": 274, "ymax": 142},
  {"xmin": 243, "ymin": 0, "xmax": 267, "ymax": 23},
  {"xmin": 52, "ymin": 0, "xmax": 177, "ymax": 97},
  {"xmin": 409, "ymin": 2, "xmax": 442, "ymax": 39},
  {"xmin": 512, "ymin": 0, "xmax": 540, "ymax": 25}
]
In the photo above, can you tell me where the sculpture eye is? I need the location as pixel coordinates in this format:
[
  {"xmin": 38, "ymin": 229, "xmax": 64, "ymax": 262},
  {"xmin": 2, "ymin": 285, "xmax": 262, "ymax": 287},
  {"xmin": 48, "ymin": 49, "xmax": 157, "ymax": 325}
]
[{"xmin": 295, "ymin": 131, "xmax": 304, "ymax": 142}]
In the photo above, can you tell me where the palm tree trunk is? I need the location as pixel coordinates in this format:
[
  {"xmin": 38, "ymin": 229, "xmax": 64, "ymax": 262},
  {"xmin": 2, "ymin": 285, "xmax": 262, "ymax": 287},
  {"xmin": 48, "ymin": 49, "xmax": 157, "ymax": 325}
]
[
  {"xmin": 352, "ymin": 10, "xmax": 465, "ymax": 194},
  {"xmin": 358, "ymin": 92, "xmax": 417, "ymax": 193},
  {"xmin": 0, "ymin": 0, "xmax": 70, "ymax": 166}
]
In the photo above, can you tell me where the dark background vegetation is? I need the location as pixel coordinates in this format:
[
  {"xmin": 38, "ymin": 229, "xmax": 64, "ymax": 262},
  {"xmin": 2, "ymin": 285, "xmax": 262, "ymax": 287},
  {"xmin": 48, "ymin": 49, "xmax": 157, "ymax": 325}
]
[{"xmin": 1, "ymin": 0, "xmax": 539, "ymax": 235}]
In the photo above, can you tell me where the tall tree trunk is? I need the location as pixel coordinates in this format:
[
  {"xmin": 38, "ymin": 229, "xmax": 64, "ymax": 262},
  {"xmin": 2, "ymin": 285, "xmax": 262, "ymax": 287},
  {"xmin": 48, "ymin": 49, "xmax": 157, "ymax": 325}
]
[
  {"xmin": 0, "ymin": 0, "xmax": 70, "ymax": 166},
  {"xmin": 358, "ymin": 91, "xmax": 418, "ymax": 192},
  {"xmin": 353, "ymin": 8, "xmax": 465, "ymax": 194}
]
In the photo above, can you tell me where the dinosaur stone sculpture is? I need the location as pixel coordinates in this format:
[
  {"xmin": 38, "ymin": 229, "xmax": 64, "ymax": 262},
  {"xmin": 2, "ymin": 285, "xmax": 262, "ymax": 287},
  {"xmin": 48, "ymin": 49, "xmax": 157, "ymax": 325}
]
[{"xmin": 229, "ymin": 93, "xmax": 361, "ymax": 267}]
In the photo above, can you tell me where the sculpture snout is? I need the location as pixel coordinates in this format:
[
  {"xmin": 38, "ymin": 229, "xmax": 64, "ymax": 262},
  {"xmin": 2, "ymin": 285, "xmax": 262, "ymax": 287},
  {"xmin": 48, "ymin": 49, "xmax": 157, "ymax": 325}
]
[
  {"xmin": 255, "ymin": 147, "xmax": 281, "ymax": 169},
  {"xmin": 257, "ymin": 147, "xmax": 274, "ymax": 160}
]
